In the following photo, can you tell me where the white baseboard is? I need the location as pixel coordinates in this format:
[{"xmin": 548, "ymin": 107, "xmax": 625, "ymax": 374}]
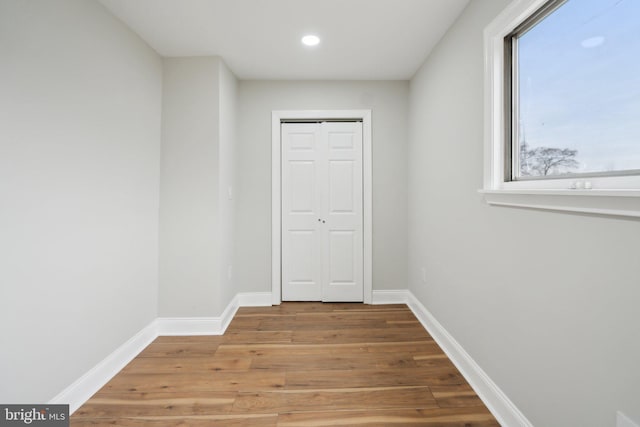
[
  {"xmin": 49, "ymin": 319, "xmax": 158, "ymax": 414},
  {"xmin": 156, "ymin": 292, "xmax": 273, "ymax": 336},
  {"xmin": 237, "ymin": 292, "xmax": 272, "ymax": 307},
  {"xmin": 220, "ymin": 294, "xmax": 241, "ymax": 333},
  {"xmin": 51, "ymin": 292, "xmax": 270, "ymax": 415},
  {"xmin": 371, "ymin": 289, "xmax": 410, "ymax": 305},
  {"xmin": 404, "ymin": 291, "xmax": 533, "ymax": 427}
]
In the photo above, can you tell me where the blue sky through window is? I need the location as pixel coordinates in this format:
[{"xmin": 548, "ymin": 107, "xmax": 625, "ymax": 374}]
[{"xmin": 517, "ymin": 0, "xmax": 640, "ymax": 176}]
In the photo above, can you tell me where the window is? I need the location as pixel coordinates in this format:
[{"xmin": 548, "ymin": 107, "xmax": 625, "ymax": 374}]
[
  {"xmin": 507, "ymin": 0, "xmax": 640, "ymax": 181},
  {"xmin": 482, "ymin": 0, "xmax": 640, "ymax": 218}
]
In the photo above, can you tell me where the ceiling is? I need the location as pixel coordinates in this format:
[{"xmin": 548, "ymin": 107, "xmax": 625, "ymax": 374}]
[{"xmin": 99, "ymin": 0, "xmax": 470, "ymax": 80}]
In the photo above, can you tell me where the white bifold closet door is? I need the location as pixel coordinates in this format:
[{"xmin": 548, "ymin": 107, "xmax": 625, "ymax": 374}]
[{"xmin": 281, "ymin": 121, "xmax": 363, "ymax": 302}]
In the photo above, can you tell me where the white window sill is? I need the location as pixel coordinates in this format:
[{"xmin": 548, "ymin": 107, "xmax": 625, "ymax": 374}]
[{"xmin": 479, "ymin": 189, "xmax": 640, "ymax": 218}]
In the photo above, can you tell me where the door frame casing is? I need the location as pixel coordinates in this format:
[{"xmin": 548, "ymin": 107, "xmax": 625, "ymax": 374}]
[{"xmin": 272, "ymin": 110, "xmax": 372, "ymax": 305}]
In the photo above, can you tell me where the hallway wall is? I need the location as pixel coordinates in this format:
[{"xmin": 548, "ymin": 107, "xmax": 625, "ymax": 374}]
[
  {"xmin": 407, "ymin": 1, "xmax": 640, "ymax": 425},
  {"xmin": 0, "ymin": 0, "xmax": 162, "ymax": 403}
]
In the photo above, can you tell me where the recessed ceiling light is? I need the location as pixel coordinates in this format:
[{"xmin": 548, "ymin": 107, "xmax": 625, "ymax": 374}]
[{"xmin": 302, "ymin": 35, "xmax": 320, "ymax": 47}]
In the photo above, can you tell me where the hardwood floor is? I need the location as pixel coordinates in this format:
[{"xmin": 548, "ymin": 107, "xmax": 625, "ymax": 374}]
[{"xmin": 71, "ymin": 303, "xmax": 499, "ymax": 426}]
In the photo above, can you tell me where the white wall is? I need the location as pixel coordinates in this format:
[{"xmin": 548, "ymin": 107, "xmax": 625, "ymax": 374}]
[
  {"xmin": 159, "ymin": 57, "xmax": 221, "ymax": 316},
  {"xmin": 408, "ymin": 1, "xmax": 640, "ymax": 426},
  {"xmin": 0, "ymin": 0, "xmax": 162, "ymax": 403},
  {"xmin": 218, "ymin": 61, "xmax": 239, "ymax": 309},
  {"xmin": 236, "ymin": 81, "xmax": 409, "ymax": 296},
  {"xmin": 159, "ymin": 56, "xmax": 239, "ymax": 317}
]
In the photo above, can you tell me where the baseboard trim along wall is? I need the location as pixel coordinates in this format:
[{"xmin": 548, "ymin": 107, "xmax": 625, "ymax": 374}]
[
  {"xmin": 371, "ymin": 289, "xmax": 410, "ymax": 305},
  {"xmin": 236, "ymin": 291, "xmax": 272, "ymax": 307},
  {"xmin": 372, "ymin": 289, "xmax": 533, "ymax": 427},
  {"xmin": 53, "ymin": 289, "xmax": 531, "ymax": 426},
  {"xmin": 155, "ymin": 293, "xmax": 271, "ymax": 336},
  {"xmin": 49, "ymin": 319, "xmax": 158, "ymax": 414}
]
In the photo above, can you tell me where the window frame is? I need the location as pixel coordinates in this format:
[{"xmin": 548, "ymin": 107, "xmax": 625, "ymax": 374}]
[{"xmin": 481, "ymin": 0, "xmax": 640, "ymax": 218}]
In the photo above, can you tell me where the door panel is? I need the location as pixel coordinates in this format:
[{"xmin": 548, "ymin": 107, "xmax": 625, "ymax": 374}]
[
  {"xmin": 281, "ymin": 124, "xmax": 322, "ymax": 301},
  {"xmin": 323, "ymin": 122, "xmax": 363, "ymax": 302},
  {"xmin": 285, "ymin": 230, "xmax": 320, "ymax": 299},
  {"xmin": 328, "ymin": 230, "xmax": 355, "ymax": 282},
  {"xmin": 289, "ymin": 132, "xmax": 316, "ymax": 150},
  {"xmin": 328, "ymin": 132, "xmax": 355, "ymax": 150},
  {"xmin": 289, "ymin": 161, "xmax": 315, "ymax": 213},
  {"xmin": 329, "ymin": 160, "xmax": 355, "ymax": 213},
  {"xmin": 281, "ymin": 121, "xmax": 363, "ymax": 302}
]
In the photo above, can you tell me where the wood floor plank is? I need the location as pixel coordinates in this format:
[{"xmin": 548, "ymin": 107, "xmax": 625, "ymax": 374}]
[
  {"xmin": 72, "ymin": 391, "xmax": 237, "ymax": 418},
  {"xmin": 120, "ymin": 356, "xmax": 252, "ymax": 374},
  {"xmin": 365, "ymin": 341, "xmax": 440, "ymax": 354},
  {"xmin": 291, "ymin": 326, "xmax": 431, "ymax": 344},
  {"xmin": 249, "ymin": 352, "xmax": 418, "ymax": 370},
  {"xmin": 137, "ymin": 342, "xmax": 221, "ymax": 358},
  {"xmin": 71, "ymin": 414, "xmax": 278, "ymax": 427},
  {"xmin": 99, "ymin": 371, "xmax": 286, "ymax": 393},
  {"xmin": 276, "ymin": 407, "xmax": 499, "ymax": 426},
  {"xmin": 413, "ymin": 355, "xmax": 459, "ymax": 371},
  {"xmin": 256, "ymin": 317, "xmax": 389, "ymax": 332},
  {"xmin": 226, "ymin": 315, "xmax": 297, "ymax": 332},
  {"xmin": 236, "ymin": 303, "xmax": 331, "ymax": 315},
  {"xmin": 284, "ymin": 367, "xmax": 465, "ymax": 389},
  {"xmin": 231, "ymin": 387, "xmax": 438, "ymax": 414},
  {"xmin": 215, "ymin": 342, "xmax": 372, "ymax": 358},
  {"xmin": 328, "ymin": 303, "xmax": 409, "ymax": 311},
  {"xmin": 225, "ymin": 317, "xmax": 263, "ymax": 331},
  {"xmin": 222, "ymin": 331, "xmax": 293, "ymax": 344},
  {"xmin": 430, "ymin": 384, "xmax": 487, "ymax": 408},
  {"xmin": 72, "ymin": 303, "xmax": 498, "ymax": 426},
  {"xmin": 294, "ymin": 309, "xmax": 415, "ymax": 320},
  {"xmin": 383, "ymin": 343, "xmax": 441, "ymax": 355}
]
